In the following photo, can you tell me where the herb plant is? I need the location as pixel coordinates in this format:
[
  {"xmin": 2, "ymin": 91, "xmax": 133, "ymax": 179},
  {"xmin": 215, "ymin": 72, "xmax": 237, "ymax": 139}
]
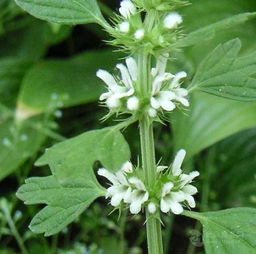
[{"xmin": 1, "ymin": 0, "xmax": 256, "ymax": 253}]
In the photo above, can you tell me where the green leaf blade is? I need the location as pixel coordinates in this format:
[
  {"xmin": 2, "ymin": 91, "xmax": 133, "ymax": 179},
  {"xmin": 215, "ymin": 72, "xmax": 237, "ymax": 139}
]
[
  {"xmin": 190, "ymin": 39, "xmax": 256, "ymax": 101},
  {"xmin": 17, "ymin": 127, "xmax": 130, "ymax": 235},
  {"xmin": 185, "ymin": 208, "xmax": 256, "ymax": 254},
  {"xmin": 15, "ymin": 0, "xmax": 106, "ymax": 25}
]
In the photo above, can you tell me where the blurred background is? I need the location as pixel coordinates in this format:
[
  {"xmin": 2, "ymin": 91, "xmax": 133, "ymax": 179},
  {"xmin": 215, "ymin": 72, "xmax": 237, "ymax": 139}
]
[{"xmin": 0, "ymin": 0, "xmax": 256, "ymax": 253}]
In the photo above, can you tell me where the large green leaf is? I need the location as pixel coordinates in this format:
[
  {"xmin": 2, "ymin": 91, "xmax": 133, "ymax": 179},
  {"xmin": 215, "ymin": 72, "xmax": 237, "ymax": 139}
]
[
  {"xmin": 17, "ymin": 50, "xmax": 120, "ymax": 116},
  {"xmin": 0, "ymin": 58, "xmax": 31, "ymax": 106},
  {"xmin": 15, "ymin": 0, "xmax": 106, "ymax": 25},
  {"xmin": 17, "ymin": 127, "xmax": 130, "ymax": 235},
  {"xmin": 0, "ymin": 118, "xmax": 46, "ymax": 180},
  {"xmin": 189, "ymin": 39, "xmax": 256, "ymax": 101},
  {"xmin": 213, "ymin": 129, "xmax": 256, "ymax": 207},
  {"xmin": 172, "ymin": 92, "xmax": 256, "ymax": 158},
  {"xmin": 178, "ymin": 12, "xmax": 256, "ymax": 48},
  {"xmin": 184, "ymin": 208, "xmax": 256, "ymax": 254}
]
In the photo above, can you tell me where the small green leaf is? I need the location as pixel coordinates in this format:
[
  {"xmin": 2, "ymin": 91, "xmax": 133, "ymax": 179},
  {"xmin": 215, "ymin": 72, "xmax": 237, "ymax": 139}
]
[
  {"xmin": 15, "ymin": 0, "xmax": 106, "ymax": 26},
  {"xmin": 17, "ymin": 127, "xmax": 130, "ymax": 235},
  {"xmin": 172, "ymin": 92, "xmax": 256, "ymax": 158},
  {"xmin": 178, "ymin": 12, "xmax": 256, "ymax": 48},
  {"xmin": 17, "ymin": 50, "xmax": 121, "ymax": 114},
  {"xmin": 184, "ymin": 208, "xmax": 256, "ymax": 254},
  {"xmin": 189, "ymin": 39, "xmax": 256, "ymax": 101}
]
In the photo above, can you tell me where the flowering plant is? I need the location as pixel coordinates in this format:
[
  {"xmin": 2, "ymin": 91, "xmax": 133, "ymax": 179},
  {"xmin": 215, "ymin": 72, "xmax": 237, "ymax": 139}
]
[{"xmin": 9, "ymin": 0, "xmax": 256, "ymax": 253}]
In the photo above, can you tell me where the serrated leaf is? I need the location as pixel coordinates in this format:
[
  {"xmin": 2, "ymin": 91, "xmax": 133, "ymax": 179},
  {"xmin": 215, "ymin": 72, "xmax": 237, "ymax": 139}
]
[
  {"xmin": 15, "ymin": 0, "xmax": 106, "ymax": 25},
  {"xmin": 17, "ymin": 127, "xmax": 130, "ymax": 235},
  {"xmin": 184, "ymin": 208, "xmax": 256, "ymax": 254},
  {"xmin": 172, "ymin": 92, "xmax": 256, "ymax": 158},
  {"xmin": 17, "ymin": 50, "xmax": 121, "ymax": 115},
  {"xmin": 178, "ymin": 12, "xmax": 256, "ymax": 48},
  {"xmin": 189, "ymin": 39, "xmax": 256, "ymax": 101}
]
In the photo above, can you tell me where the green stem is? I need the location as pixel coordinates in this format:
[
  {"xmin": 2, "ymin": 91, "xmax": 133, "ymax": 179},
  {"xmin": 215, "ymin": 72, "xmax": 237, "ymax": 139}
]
[
  {"xmin": 138, "ymin": 51, "xmax": 164, "ymax": 254},
  {"xmin": 1, "ymin": 201, "xmax": 28, "ymax": 254}
]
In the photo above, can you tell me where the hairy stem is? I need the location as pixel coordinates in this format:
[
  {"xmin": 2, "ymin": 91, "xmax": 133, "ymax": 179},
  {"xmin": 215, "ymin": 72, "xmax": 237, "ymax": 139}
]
[{"xmin": 138, "ymin": 51, "xmax": 164, "ymax": 254}]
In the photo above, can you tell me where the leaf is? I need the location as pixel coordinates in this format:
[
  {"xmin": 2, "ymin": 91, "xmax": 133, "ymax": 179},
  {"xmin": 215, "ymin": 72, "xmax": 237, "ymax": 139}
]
[
  {"xmin": 189, "ymin": 39, "xmax": 256, "ymax": 101},
  {"xmin": 0, "ymin": 118, "xmax": 47, "ymax": 180},
  {"xmin": 17, "ymin": 127, "xmax": 130, "ymax": 235},
  {"xmin": 172, "ymin": 92, "xmax": 256, "ymax": 158},
  {"xmin": 213, "ymin": 129, "xmax": 256, "ymax": 206},
  {"xmin": 178, "ymin": 12, "xmax": 256, "ymax": 48},
  {"xmin": 17, "ymin": 50, "xmax": 121, "ymax": 115},
  {"xmin": 0, "ymin": 17, "xmax": 71, "ymax": 60},
  {"xmin": 15, "ymin": 0, "xmax": 106, "ymax": 26},
  {"xmin": 184, "ymin": 208, "xmax": 256, "ymax": 254},
  {"xmin": 0, "ymin": 58, "xmax": 31, "ymax": 106}
]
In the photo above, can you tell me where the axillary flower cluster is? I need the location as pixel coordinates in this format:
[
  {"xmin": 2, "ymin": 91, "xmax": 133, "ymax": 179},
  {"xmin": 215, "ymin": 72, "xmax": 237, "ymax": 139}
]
[
  {"xmin": 97, "ymin": 53, "xmax": 189, "ymax": 117},
  {"xmin": 98, "ymin": 150, "xmax": 199, "ymax": 215}
]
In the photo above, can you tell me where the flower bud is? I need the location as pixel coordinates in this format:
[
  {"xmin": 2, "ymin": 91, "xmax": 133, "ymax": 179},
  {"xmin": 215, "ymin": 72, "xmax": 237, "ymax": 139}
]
[
  {"xmin": 119, "ymin": 21, "xmax": 130, "ymax": 33},
  {"xmin": 127, "ymin": 96, "xmax": 139, "ymax": 110},
  {"xmin": 163, "ymin": 12, "xmax": 183, "ymax": 29},
  {"xmin": 148, "ymin": 202, "xmax": 157, "ymax": 214},
  {"xmin": 134, "ymin": 29, "xmax": 145, "ymax": 40}
]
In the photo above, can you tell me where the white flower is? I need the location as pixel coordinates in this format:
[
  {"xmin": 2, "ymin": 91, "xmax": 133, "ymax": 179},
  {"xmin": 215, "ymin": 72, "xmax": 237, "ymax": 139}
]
[
  {"xmin": 148, "ymin": 202, "xmax": 157, "ymax": 214},
  {"xmin": 148, "ymin": 54, "xmax": 189, "ymax": 117},
  {"xmin": 121, "ymin": 161, "xmax": 133, "ymax": 173},
  {"xmin": 119, "ymin": 0, "xmax": 136, "ymax": 18},
  {"xmin": 134, "ymin": 29, "xmax": 145, "ymax": 40},
  {"xmin": 98, "ymin": 167, "xmax": 132, "ymax": 206},
  {"xmin": 129, "ymin": 177, "xmax": 149, "ymax": 214},
  {"xmin": 159, "ymin": 149, "xmax": 199, "ymax": 214},
  {"xmin": 163, "ymin": 12, "xmax": 183, "ymax": 29},
  {"xmin": 97, "ymin": 57, "xmax": 138, "ymax": 109},
  {"xmin": 119, "ymin": 21, "xmax": 130, "ymax": 33}
]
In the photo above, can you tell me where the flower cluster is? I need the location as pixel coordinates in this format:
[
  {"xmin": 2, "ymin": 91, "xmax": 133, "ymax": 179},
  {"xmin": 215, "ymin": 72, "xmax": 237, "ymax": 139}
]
[
  {"xmin": 98, "ymin": 149, "xmax": 199, "ymax": 215},
  {"xmin": 96, "ymin": 57, "xmax": 139, "ymax": 112},
  {"xmin": 148, "ymin": 53, "xmax": 189, "ymax": 117},
  {"xmin": 108, "ymin": 0, "xmax": 184, "ymax": 52},
  {"xmin": 157, "ymin": 149, "xmax": 199, "ymax": 214},
  {"xmin": 97, "ymin": 54, "xmax": 189, "ymax": 117},
  {"xmin": 98, "ymin": 161, "xmax": 149, "ymax": 214}
]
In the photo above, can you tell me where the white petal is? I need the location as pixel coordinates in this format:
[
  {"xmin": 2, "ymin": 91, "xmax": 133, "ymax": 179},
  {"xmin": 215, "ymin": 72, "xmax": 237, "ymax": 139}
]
[
  {"xmin": 130, "ymin": 201, "xmax": 142, "ymax": 214},
  {"xmin": 170, "ymin": 71, "xmax": 187, "ymax": 88},
  {"xmin": 126, "ymin": 57, "xmax": 137, "ymax": 81},
  {"xmin": 180, "ymin": 171, "xmax": 200, "ymax": 186},
  {"xmin": 172, "ymin": 149, "xmax": 186, "ymax": 176},
  {"xmin": 171, "ymin": 191, "xmax": 185, "ymax": 202},
  {"xmin": 175, "ymin": 96, "xmax": 189, "ymax": 107},
  {"xmin": 121, "ymin": 161, "xmax": 133, "ymax": 173},
  {"xmin": 97, "ymin": 168, "xmax": 118, "ymax": 184},
  {"xmin": 164, "ymin": 12, "xmax": 183, "ymax": 29},
  {"xmin": 99, "ymin": 92, "xmax": 111, "ymax": 101},
  {"xmin": 111, "ymin": 193, "xmax": 123, "ymax": 206},
  {"xmin": 116, "ymin": 63, "xmax": 132, "ymax": 88},
  {"xmin": 162, "ymin": 182, "xmax": 174, "ymax": 197},
  {"xmin": 150, "ymin": 97, "xmax": 161, "ymax": 109},
  {"xmin": 169, "ymin": 200, "xmax": 184, "ymax": 214},
  {"xmin": 129, "ymin": 177, "xmax": 146, "ymax": 190},
  {"xmin": 152, "ymin": 75, "xmax": 165, "ymax": 94},
  {"xmin": 106, "ymin": 96, "xmax": 120, "ymax": 108},
  {"xmin": 127, "ymin": 96, "xmax": 139, "ymax": 110},
  {"xmin": 160, "ymin": 198, "xmax": 171, "ymax": 213},
  {"xmin": 185, "ymin": 194, "xmax": 196, "ymax": 208},
  {"xmin": 160, "ymin": 98, "xmax": 176, "ymax": 111},
  {"xmin": 116, "ymin": 171, "xmax": 128, "ymax": 185},
  {"xmin": 157, "ymin": 166, "xmax": 168, "ymax": 173},
  {"xmin": 96, "ymin": 69, "xmax": 118, "ymax": 89},
  {"xmin": 182, "ymin": 184, "xmax": 198, "ymax": 195},
  {"xmin": 119, "ymin": 0, "xmax": 136, "ymax": 18},
  {"xmin": 123, "ymin": 187, "xmax": 133, "ymax": 203},
  {"xmin": 148, "ymin": 202, "xmax": 157, "ymax": 214}
]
